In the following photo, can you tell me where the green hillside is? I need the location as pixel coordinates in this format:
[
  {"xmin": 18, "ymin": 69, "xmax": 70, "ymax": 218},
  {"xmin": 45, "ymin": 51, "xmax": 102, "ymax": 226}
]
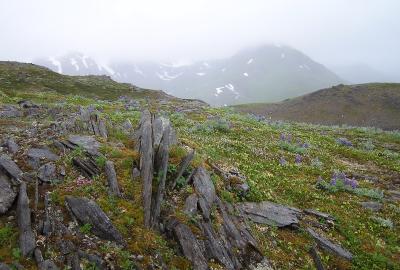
[
  {"xmin": 0, "ymin": 63, "xmax": 399, "ymax": 270},
  {"xmin": 235, "ymin": 83, "xmax": 400, "ymax": 130}
]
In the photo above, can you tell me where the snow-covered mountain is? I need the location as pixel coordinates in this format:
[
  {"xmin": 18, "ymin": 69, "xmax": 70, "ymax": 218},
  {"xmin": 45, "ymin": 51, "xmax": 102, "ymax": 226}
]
[{"xmin": 34, "ymin": 45, "xmax": 344, "ymax": 106}]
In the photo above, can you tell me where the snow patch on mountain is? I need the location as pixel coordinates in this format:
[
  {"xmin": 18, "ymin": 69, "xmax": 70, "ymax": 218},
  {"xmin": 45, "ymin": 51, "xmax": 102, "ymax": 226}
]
[
  {"xmin": 247, "ymin": 58, "xmax": 254, "ymax": 64},
  {"xmin": 156, "ymin": 71, "xmax": 183, "ymax": 81},
  {"xmin": 281, "ymin": 53, "xmax": 285, "ymax": 59},
  {"xmin": 196, "ymin": 72, "xmax": 206, "ymax": 76},
  {"xmin": 243, "ymin": 72, "xmax": 249, "ymax": 77},
  {"xmin": 70, "ymin": 58, "xmax": 79, "ymax": 71},
  {"xmin": 49, "ymin": 57, "xmax": 62, "ymax": 73}
]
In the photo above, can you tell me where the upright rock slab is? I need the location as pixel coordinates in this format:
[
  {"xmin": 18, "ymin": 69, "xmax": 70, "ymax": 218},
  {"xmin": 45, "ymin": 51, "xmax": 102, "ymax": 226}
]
[
  {"xmin": 65, "ymin": 196, "xmax": 124, "ymax": 244},
  {"xmin": 192, "ymin": 167, "xmax": 216, "ymax": 220},
  {"xmin": 138, "ymin": 110, "xmax": 154, "ymax": 228},
  {"xmin": 17, "ymin": 182, "xmax": 36, "ymax": 256},
  {"xmin": 105, "ymin": 161, "xmax": 121, "ymax": 197}
]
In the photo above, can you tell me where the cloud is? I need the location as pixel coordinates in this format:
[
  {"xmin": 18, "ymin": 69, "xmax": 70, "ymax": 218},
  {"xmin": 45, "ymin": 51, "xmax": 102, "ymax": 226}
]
[{"xmin": 0, "ymin": 0, "xmax": 399, "ymax": 75}]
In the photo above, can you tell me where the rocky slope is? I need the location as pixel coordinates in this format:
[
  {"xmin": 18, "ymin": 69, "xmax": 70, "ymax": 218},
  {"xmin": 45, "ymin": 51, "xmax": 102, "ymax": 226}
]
[
  {"xmin": 234, "ymin": 83, "xmax": 400, "ymax": 130},
  {"xmin": 0, "ymin": 64, "xmax": 399, "ymax": 269},
  {"xmin": 34, "ymin": 45, "xmax": 344, "ymax": 106}
]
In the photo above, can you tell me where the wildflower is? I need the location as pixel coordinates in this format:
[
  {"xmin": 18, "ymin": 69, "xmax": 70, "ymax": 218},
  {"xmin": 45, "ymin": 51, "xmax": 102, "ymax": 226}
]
[
  {"xmin": 279, "ymin": 157, "xmax": 287, "ymax": 166},
  {"xmin": 295, "ymin": 154, "xmax": 302, "ymax": 164}
]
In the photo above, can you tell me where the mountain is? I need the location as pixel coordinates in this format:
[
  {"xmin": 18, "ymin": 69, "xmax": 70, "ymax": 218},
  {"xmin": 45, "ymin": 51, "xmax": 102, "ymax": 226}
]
[
  {"xmin": 34, "ymin": 45, "xmax": 344, "ymax": 106},
  {"xmin": 331, "ymin": 63, "xmax": 396, "ymax": 84},
  {"xmin": 234, "ymin": 83, "xmax": 400, "ymax": 130}
]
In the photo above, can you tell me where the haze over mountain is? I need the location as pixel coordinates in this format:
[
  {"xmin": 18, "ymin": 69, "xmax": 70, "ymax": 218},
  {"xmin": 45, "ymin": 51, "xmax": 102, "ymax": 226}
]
[{"xmin": 35, "ymin": 45, "xmax": 344, "ymax": 106}]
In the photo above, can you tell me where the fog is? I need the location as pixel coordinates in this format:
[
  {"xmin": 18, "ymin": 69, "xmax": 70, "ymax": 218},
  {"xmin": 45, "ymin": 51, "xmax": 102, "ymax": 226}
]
[{"xmin": 1, "ymin": 0, "xmax": 399, "ymax": 77}]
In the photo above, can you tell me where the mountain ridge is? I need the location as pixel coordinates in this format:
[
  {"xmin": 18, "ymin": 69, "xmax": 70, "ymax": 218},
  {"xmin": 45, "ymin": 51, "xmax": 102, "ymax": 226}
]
[{"xmin": 34, "ymin": 45, "xmax": 344, "ymax": 106}]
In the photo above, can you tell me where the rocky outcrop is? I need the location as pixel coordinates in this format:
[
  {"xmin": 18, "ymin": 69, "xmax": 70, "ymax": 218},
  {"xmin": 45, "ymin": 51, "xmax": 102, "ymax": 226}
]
[
  {"xmin": 17, "ymin": 182, "xmax": 36, "ymax": 257},
  {"xmin": 1, "ymin": 138, "xmax": 19, "ymax": 154},
  {"xmin": 0, "ymin": 105, "xmax": 22, "ymax": 118},
  {"xmin": 67, "ymin": 135, "xmax": 101, "ymax": 156},
  {"xmin": 65, "ymin": 196, "xmax": 124, "ymax": 244},
  {"xmin": 72, "ymin": 156, "xmax": 100, "ymax": 179},
  {"xmin": 237, "ymin": 201, "xmax": 302, "ymax": 227}
]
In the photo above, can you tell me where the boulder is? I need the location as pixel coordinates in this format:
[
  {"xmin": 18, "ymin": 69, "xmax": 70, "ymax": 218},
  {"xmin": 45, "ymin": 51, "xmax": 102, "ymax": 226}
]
[
  {"xmin": 0, "ymin": 171, "xmax": 17, "ymax": 214},
  {"xmin": 0, "ymin": 154, "xmax": 23, "ymax": 180},
  {"xmin": 68, "ymin": 135, "xmax": 100, "ymax": 156},
  {"xmin": 307, "ymin": 228, "xmax": 353, "ymax": 260},
  {"xmin": 72, "ymin": 156, "xmax": 100, "ymax": 179},
  {"xmin": 184, "ymin": 194, "xmax": 198, "ymax": 216},
  {"xmin": 237, "ymin": 201, "xmax": 301, "ymax": 227},
  {"xmin": 1, "ymin": 138, "xmax": 19, "ymax": 154},
  {"xmin": 17, "ymin": 182, "xmax": 36, "ymax": 256},
  {"xmin": 27, "ymin": 148, "xmax": 59, "ymax": 169},
  {"xmin": 38, "ymin": 163, "xmax": 57, "ymax": 183},
  {"xmin": 65, "ymin": 196, "xmax": 124, "ymax": 244}
]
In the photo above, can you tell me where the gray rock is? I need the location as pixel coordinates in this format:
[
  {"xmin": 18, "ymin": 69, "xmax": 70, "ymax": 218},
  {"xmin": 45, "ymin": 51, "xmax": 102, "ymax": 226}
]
[
  {"xmin": 0, "ymin": 171, "xmax": 17, "ymax": 214},
  {"xmin": 360, "ymin": 201, "xmax": 382, "ymax": 212},
  {"xmin": 38, "ymin": 163, "xmax": 57, "ymax": 183},
  {"xmin": 1, "ymin": 138, "xmax": 19, "ymax": 154},
  {"xmin": 151, "ymin": 124, "xmax": 170, "ymax": 228},
  {"xmin": 138, "ymin": 110, "xmax": 154, "ymax": 228},
  {"xmin": 0, "ymin": 105, "xmax": 22, "ymax": 118},
  {"xmin": 132, "ymin": 167, "xmax": 140, "ymax": 179},
  {"xmin": 184, "ymin": 194, "xmax": 198, "ymax": 216},
  {"xmin": 17, "ymin": 182, "xmax": 36, "ymax": 257},
  {"xmin": 0, "ymin": 263, "xmax": 12, "ymax": 270},
  {"xmin": 192, "ymin": 167, "xmax": 216, "ymax": 220},
  {"xmin": 237, "ymin": 201, "xmax": 301, "ymax": 227},
  {"xmin": 18, "ymin": 100, "xmax": 39, "ymax": 108},
  {"xmin": 304, "ymin": 209, "xmax": 335, "ymax": 221},
  {"xmin": 68, "ymin": 135, "xmax": 100, "ymax": 155},
  {"xmin": 171, "ymin": 149, "xmax": 195, "ymax": 189},
  {"xmin": 65, "ymin": 196, "xmax": 124, "ymax": 244},
  {"xmin": 309, "ymin": 245, "xmax": 325, "ymax": 270},
  {"xmin": 122, "ymin": 119, "xmax": 133, "ymax": 132},
  {"xmin": 27, "ymin": 148, "xmax": 59, "ymax": 169},
  {"xmin": 387, "ymin": 190, "xmax": 400, "ymax": 202},
  {"xmin": 38, "ymin": 260, "xmax": 59, "ymax": 270},
  {"xmin": 72, "ymin": 156, "xmax": 100, "ymax": 179},
  {"xmin": 167, "ymin": 219, "xmax": 209, "ymax": 270},
  {"xmin": 78, "ymin": 250, "xmax": 107, "ymax": 270},
  {"xmin": 0, "ymin": 154, "xmax": 23, "ymax": 180},
  {"xmin": 105, "ymin": 161, "xmax": 121, "ymax": 197},
  {"xmin": 307, "ymin": 228, "xmax": 353, "ymax": 260}
]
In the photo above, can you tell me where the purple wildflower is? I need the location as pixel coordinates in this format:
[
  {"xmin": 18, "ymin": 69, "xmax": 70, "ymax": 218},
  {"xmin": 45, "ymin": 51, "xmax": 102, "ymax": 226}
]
[
  {"xmin": 295, "ymin": 154, "xmax": 302, "ymax": 164},
  {"xmin": 337, "ymin": 138, "xmax": 353, "ymax": 147},
  {"xmin": 302, "ymin": 143, "xmax": 310, "ymax": 149},
  {"xmin": 280, "ymin": 133, "xmax": 286, "ymax": 141},
  {"xmin": 279, "ymin": 157, "xmax": 287, "ymax": 166}
]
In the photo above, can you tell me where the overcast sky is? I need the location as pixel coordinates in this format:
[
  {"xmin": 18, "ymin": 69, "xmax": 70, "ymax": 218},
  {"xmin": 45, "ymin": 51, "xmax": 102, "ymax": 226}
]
[{"xmin": 1, "ymin": 0, "xmax": 399, "ymax": 75}]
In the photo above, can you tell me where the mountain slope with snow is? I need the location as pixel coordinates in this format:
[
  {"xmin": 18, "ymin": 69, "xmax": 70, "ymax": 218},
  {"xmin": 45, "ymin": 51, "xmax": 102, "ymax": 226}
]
[{"xmin": 35, "ymin": 46, "xmax": 344, "ymax": 106}]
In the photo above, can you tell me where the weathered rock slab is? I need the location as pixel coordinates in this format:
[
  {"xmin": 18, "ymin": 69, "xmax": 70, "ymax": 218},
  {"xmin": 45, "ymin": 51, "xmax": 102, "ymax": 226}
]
[
  {"xmin": 17, "ymin": 182, "xmax": 36, "ymax": 256},
  {"xmin": 0, "ymin": 171, "xmax": 17, "ymax": 214},
  {"xmin": 0, "ymin": 154, "xmax": 23, "ymax": 180},
  {"xmin": 307, "ymin": 228, "xmax": 353, "ymax": 261},
  {"xmin": 68, "ymin": 135, "xmax": 100, "ymax": 155},
  {"xmin": 27, "ymin": 148, "xmax": 59, "ymax": 169},
  {"xmin": 237, "ymin": 201, "xmax": 301, "ymax": 227},
  {"xmin": 360, "ymin": 201, "xmax": 382, "ymax": 212},
  {"xmin": 38, "ymin": 162, "xmax": 57, "ymax": 183},
  {"xmin": 65, "ymin": 196, "xmax": 124, "ymax": 244}
]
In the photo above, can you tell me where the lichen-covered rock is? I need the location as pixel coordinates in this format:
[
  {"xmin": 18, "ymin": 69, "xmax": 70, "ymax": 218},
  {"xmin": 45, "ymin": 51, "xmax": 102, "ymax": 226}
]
[
  {"xmin": 27, "ymin": 148, "xmax": 59, "ymax": 169},
  {"xmin": 38, "ymin": 162, "xmax": 57, "ymax": 183},
  {"xmin": 307, "ymin": 228, "xmax": 353, "ymax": 260},
  {"xmin": 68, "ymin": 135, "xmax": 100, "ymax": 156},
  {"xmin": 17, "ymin": 182, "xmax": 36, "ymax": 257},
  {"xmin": 0, "ymin": 154, "xmax": 23, "ymax": 181},
  {"xmin": 0, "ymin": 171, "xmax": 17, "ymax": 214},
  {"xmin": 237, "ymin": 201, "xmax": 302, "ymax": 227},
  {"xmin": 192, "ymin": 167, "xmax": 216, "ymax": 220},
  {"xmin": 105, "ymin": 161, "xmax": 121, "ymax": 197},
  {"xmin": 65, "ymin": 196, "xmax": 124, "ymax": 244}
]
